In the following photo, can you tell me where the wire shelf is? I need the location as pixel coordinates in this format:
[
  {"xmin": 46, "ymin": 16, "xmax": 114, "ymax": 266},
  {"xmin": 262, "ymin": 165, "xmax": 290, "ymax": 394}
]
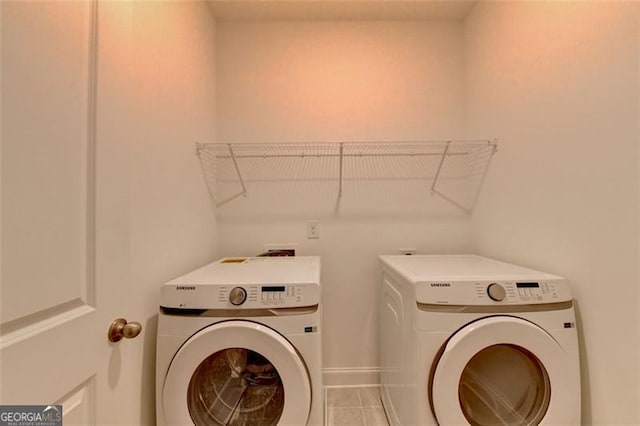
[{"xmin": 196, "ymin": 140, "xmax": 497, "ymax": 214}]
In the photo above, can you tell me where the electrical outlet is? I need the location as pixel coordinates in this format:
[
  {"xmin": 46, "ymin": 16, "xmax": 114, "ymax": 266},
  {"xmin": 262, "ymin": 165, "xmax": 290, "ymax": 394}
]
[{"xmin": 307, "ymin": 221, "xmax": 319, "ymax": 239}]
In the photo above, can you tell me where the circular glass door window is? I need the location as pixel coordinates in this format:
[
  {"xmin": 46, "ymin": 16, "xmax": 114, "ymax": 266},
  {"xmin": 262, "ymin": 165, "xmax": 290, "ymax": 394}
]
[
  {"xmin": 187, "ymin": 348, "xmax": 284, "ymax": 425},
  {"xmin": 458, "ymin": 344, "xmax": 551, "ymax": 426}
]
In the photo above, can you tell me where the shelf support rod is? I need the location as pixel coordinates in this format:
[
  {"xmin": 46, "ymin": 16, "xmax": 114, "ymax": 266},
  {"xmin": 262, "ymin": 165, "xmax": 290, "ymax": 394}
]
[
  {"xmin": 429, "ymin": 140, "xmax": 472, "ymax": 214},
  {"xmin": 196, "ymin": 144, "xmax": 247, "ymax": 207},
  {"xmin": 196, "ymin": 144, "xmax": 220, "ymax": 208},
  {"xmin": 228, "ymin": 142, "xmax": 247, "ymax": 197},
  {"xmin": 338, "ymin": 142, "xmax": 344, "ymax": 199},
  {"xmin": 467, "ymin": 139, "xmax": 498, "ymax": 211},
  {"xmin": 431, "ymin": 188, "xmax": 472, "ymax": 214},
  {"xmin": 431, "ymin": 141, "xmax": 451, "ymax": 194}
]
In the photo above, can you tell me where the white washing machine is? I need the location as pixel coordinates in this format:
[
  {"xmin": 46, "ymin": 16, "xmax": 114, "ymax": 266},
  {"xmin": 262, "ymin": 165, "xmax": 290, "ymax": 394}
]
[
  {"xmin": 379, "ymin": 254, "xmax": 581, "ymax": 425},
  {"xmin": 156, "ymin": 256, "xmax": 323, "ymax": 426}
]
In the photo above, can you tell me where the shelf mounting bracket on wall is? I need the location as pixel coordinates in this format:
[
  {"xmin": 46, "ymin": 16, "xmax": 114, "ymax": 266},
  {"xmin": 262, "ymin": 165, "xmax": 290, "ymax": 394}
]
[
  {"xmin": 430, "ymin": 139, "xmax": 498, "ymax": 213},
  {"xmin": 430, "ymin": 140, "xmax": 469, "ymax": 212}
]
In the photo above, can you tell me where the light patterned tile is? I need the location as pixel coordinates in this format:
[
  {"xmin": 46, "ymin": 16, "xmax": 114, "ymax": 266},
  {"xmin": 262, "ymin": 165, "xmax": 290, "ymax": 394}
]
[
  {"xmin": 328, "ymin": 407, "xmax": 366, "ymax": 426},
  {"xmin": 358, "ymin": 387, "xmax": 382, "ymax": 407},
  {"xmin": 363, "ymin": 407, "xmax": 389, "ymax": 426},
  {"xmin": 327, "ymin": 387, "xmax": 361, "ymax": 408}
]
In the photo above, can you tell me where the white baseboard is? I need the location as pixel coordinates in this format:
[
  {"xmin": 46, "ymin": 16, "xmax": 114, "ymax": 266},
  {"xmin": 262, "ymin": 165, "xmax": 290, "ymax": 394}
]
[{"xmin": 322, "ymin": 367, "xmax": 380, "ymax": 387}]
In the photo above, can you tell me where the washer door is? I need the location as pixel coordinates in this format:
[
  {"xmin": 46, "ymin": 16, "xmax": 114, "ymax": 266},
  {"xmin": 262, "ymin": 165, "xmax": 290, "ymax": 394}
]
[
  {"xmin": 163, "ymin": 321, "xmax": 311, "ymax": 426},
  {"xmin": 431, "ymin": 316, "xmax": 571, "ymax": 426}
]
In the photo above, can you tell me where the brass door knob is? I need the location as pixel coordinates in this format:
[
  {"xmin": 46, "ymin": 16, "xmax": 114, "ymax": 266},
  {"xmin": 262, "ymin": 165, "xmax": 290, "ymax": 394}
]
[{"xmin": 108, "ymin": 318, "xmax": 142, "ymax": 342}]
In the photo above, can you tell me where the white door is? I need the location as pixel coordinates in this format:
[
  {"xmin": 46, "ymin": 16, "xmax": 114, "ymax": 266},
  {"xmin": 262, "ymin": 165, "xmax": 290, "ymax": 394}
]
[
  {"xmin": 1, "ymin": 1, "xmax": 138, "ymax": 423},
  {"xmin": 430, "ymin": 316, "xmax": 575, "ymax": 425}
]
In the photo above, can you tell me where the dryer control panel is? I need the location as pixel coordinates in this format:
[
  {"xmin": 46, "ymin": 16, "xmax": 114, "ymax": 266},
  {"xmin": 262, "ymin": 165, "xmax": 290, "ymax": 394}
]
[
  {"xmin": 475, "ymin": 281, "xmax": 567, "ymax": 304},
  {"xmin": 415, "ymin": 279, "xmax": 572, "ymax": 306}
]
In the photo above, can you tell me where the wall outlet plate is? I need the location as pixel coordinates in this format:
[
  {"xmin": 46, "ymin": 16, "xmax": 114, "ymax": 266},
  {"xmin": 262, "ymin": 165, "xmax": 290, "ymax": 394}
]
[{"xmin": 307, "ymin": 221, "xmax": 319, "ymax": 239}]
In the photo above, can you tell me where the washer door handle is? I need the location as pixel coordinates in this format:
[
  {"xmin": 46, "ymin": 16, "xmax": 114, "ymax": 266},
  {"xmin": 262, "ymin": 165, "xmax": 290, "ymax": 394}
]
[{"xmin": 108, "ymin": 318, "xmax": 142, "ymax": 342}]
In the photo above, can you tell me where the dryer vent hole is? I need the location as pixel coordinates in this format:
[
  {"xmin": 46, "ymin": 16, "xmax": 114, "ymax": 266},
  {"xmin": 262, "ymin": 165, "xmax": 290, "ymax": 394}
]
[{"xmin": 187, "ymin": 348, "xmax": 284, "ymax": 425}]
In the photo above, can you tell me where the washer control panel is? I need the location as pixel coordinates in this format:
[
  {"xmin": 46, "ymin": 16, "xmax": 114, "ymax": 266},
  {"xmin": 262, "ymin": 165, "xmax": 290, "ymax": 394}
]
[
  {"xmin": 228, "ymin": 287, "xmax": 248, "ymax": 305},
  {"xmin": 219, "ymin": 284, "xmax": 313, "ymax": 307},
  {"xmin": 416, "ymin": 279, "xmax": 572, "ymax": 305},
  {"xmin": 160, "ymin": 282, "xmax": 319, "ymax": 310}
]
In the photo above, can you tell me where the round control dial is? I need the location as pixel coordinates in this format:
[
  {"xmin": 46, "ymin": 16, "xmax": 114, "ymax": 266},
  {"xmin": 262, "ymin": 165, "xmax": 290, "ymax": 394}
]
[
  {"xmin": 229, "ymin": 287, "xmax": 247, "ymax": 306},
  {"xmin": 487, "ymin": 283, "xmax": 506, "ymax": 302}
]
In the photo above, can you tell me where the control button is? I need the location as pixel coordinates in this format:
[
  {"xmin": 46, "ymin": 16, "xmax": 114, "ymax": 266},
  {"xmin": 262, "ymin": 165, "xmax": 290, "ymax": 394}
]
[
  {"xmin": 487, "ymin": 283, "xmax": 506, "ymax": 302},
  {"xmin": 229, "ymin": 287, "xmax": 247, "ymax": 306}
]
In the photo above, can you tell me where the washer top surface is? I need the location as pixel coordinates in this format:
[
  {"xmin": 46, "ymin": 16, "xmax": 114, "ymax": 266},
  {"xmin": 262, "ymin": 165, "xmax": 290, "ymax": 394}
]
[
  {"xmin": 380, "ymin": 254, "xmax": 562, "ymax": 283},
  {"xmin": 167, "ymin": 256, "xmax": 321, "ymax": 286},
  {"xmin": 161, "ymin": 256, "xmax": 321, "ymax": 310}
]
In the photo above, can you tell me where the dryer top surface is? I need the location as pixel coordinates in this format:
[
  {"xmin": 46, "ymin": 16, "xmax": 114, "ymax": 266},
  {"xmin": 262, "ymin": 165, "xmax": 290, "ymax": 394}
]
[
  {"xmin": 380, "ymin": 254, "xmax": 563, "ymax": 283},
  {"xmin": 380, "ymin": 255, "xmax": 572, "ymax": 305}
]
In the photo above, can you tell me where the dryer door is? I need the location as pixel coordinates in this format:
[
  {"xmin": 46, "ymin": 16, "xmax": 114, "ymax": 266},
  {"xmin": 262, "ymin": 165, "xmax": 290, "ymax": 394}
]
[
  {"xmin": 162, "ymin": 320, "xmax": 311, "ymax": 426},
  {"xmin": 431, "ymin": 316, "xmax": 574, "ymax": 426}
]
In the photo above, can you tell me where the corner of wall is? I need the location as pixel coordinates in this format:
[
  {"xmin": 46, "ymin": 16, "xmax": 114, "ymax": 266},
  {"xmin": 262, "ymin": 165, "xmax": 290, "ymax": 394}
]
[{"xmin": 636, "ymin": 6, "xmax": 640, "ymax": 422}]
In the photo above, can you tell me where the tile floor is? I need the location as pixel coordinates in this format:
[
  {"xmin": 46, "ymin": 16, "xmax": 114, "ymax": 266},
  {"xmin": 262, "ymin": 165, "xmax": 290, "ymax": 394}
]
[{"xmin": 325, "ymin": 386, "xmax": 389, "ymax": 426}]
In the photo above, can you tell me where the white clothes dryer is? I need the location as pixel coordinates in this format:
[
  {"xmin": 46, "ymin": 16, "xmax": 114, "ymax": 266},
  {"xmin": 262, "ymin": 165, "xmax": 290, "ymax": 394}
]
[
  {"xmin": 379, "ymin": 255, "xmax": 580, "ymax": 426},
  {"xmin": 156, "ymin": 256, "xmax": 323, "ymax": 426}
]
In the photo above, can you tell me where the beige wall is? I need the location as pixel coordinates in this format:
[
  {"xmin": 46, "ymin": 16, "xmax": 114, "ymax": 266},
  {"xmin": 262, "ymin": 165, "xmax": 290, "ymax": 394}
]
[
  {"xmin": 216, "ymin": 21, "xmax": 466, "ymax": 143},
  {"xmin": 7, "ymin": 0, "xmax": 640, "ymax": 421},
  {"xmin": 127, "ymin": 1, "xmax": 218, "ymax": 310},
  {"xmin": 108, "ymin": 1, "xmax": 640, "ymax": 420},
  {"xmin": 464, "ymin": 1, "xmax": 639, "ymax": 423},
  {"xmin": 214, "ymin": 20, "xmax": 472, "ymax": 384},
  {"xmin": 97, "ymin": 1, "xmax": 218, "ymax": 423}
]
